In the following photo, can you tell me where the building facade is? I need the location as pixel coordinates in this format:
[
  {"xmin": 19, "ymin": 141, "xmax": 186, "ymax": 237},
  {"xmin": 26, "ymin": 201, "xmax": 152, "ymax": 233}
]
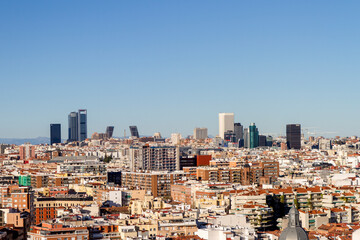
[
  {"xmin": 68, "ymin": 109, "xmax": 87, "ymax": 142},
  {"xmin": 286, "ymin": 124, "xmax": 301, "ymax": 149},
  {"xmin": 50, "ymin": 123, "xmax": 61, "ymax": 145},
  {"xmin": 194, "ymin": 128, "xmax": 208, "ymax": 140},
  {"xmin": 249, "ymin": 123, "xmax": 259, "ymax": 149},
  {"xmin": 219, "ymin": 113, "xmax": 234, "ymax": 139}
]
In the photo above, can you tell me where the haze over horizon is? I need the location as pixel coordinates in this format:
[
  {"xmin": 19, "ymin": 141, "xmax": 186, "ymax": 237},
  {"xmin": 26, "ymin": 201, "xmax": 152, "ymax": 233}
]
[{"xmin": 1, "ymin": 1, "xmax": 359, "ymax": 139}]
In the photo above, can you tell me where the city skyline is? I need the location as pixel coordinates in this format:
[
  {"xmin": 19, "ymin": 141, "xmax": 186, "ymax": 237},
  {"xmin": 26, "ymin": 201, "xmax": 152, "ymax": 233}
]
[
  {"xmin": 2, "ymin": 2, "xmax": 360, "ymax": 239},
  {"xmin": 1, "ymin": 1, "xmax": 360, "ymax": 138},
  {"xmin": 0, "ymin": 109, "xmax": 346, "ymax": 140}
]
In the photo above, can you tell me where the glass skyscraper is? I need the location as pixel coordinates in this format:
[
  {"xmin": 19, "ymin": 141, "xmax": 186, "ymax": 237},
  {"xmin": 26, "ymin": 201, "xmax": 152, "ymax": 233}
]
[
  {"xmin": 50, "ymin": 124, "xmax": 61, "ymax": 145},
  {"xmin": 249, "ymin": 123, "xmax": 259, "ymax": 149},
  {"xmin": 106, "ymin": 126, "xmax": 114, "ymax": 139},
  {"xmin": 234, "ymin": 123, "xmax": 244, "ymax": 142},
  {"xmin": 68, "ymin": 112, "xmax": 78, "ymax": 142},
  {"xmin": 68, "ymin": 109, "xmax": 87, "ymax": 142},
  {"xmin": 129, "ymin": 126, "xmax": 139, "ymax": 138},
  {"xmin": 286, "ymin": 124, "xmax": 301, "ymax": 149},
  {"xmin": 78, "ymin": 109, "xmax": 87, "ymax": 141}
]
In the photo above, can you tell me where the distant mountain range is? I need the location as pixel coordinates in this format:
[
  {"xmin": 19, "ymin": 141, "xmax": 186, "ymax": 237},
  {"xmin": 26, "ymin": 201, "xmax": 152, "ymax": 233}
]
[{"xmin": 0, "ymin": 137, "xmax": 51, "ymax": 145}]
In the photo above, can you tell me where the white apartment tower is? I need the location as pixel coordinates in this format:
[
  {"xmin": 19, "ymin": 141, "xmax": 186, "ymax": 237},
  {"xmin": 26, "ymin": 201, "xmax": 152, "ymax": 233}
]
[
  {"xmin": 219, "ymin": 113, "xmax": 234, "ymax": 139},
  {"xmin": 171, "ymin": 133, "xmax": 182, "ymax": 145}
]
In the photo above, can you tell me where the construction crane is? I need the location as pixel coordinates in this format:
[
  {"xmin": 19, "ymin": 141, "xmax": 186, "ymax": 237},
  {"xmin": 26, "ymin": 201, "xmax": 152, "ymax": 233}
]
[{"xmin": 303, "ymin": 127, "xmax": 336, "ymax": 137}]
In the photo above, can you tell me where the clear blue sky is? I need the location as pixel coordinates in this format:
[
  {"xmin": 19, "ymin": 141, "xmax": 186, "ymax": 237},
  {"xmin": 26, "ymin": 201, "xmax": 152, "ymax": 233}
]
[{"xmin": 1, "ymin": 1, "xmax": 359, "ymax": 138}]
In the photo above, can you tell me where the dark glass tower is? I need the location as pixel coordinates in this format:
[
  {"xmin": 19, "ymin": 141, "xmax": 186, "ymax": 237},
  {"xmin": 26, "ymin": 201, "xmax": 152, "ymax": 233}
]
[
  {"xmin": 286, "ymin": 124, "xmax": 301, "ymax": 149},
  {"xmin": 129, "ymin": 126, "xmax": 139, "ymax": 138},
  {"xmin": 50, "ymin": 124, "xmax": 61, "ymax": 145},
  {"xmin": 106, "ymin": 126, "xmax": 114, "ymax": 138},
  {"xmin": 68, "ymin": 112, "xmax": 78, "ymax": 142},
  {"xmin": 249, "ymin": 123, "xmax": 259, "ymax": 149},
  {"xmin": 258, "ymin": 135, "xmax": 267, "ymax": 147},
  {"xmin": 78, "ymin": 109, "xmax": 87, "ymax": 141},
  {"xmin": 234, "ymin": 123, "xmax": 244, "ymax": 142}
]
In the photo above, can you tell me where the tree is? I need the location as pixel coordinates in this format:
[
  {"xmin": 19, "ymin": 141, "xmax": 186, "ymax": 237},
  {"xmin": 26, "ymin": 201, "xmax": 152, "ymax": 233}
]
[
  {"xmin": 294, "ymin": 198, "xmax": 300, "ymax": 209},
  {"xmin": 280, "ymin": 195, "xmax": 285, "ymax": 204},
  {"xmin": 102, "ymin": 155, "xmax": 113, "ymax": 163}
]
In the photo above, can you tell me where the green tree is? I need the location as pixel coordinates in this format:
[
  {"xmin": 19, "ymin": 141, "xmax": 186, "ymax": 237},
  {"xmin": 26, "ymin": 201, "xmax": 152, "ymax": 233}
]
[
  {"xmin": 280, "ymin": 195, "xmax": 285, "ymax": 204},
  {"xmin": 294, "ymin": 198, "xmax": 300, "ymax": 209},
  {"xmin": 102, "ymin": 155, "xmax": 113, "ymax": 163}
]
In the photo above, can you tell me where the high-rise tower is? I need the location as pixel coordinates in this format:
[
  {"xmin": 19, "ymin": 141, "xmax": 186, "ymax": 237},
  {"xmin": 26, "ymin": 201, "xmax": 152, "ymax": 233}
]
[
  {"xmin": 193, "ymin": 128, "xmax": 208, "ymax": 140},
  {"xmin": 77, "ymin": 109, "xmax": 87, "ymax": 141},
  {"xmin": 219, "ymin": 113, "xmax": 234, "ymax": 139},
  {"xmin": 50, "ymin": 124, "xmax": 61, "ymax": 145},
  {"xmin": 234, "ymin": 123, "xmax": 243, "ymax": 142},
  {"xmin": 106, "ymin": 126, "xmax": 114, "ymax": 139},
  {"xmin": 249, "ymin": 123, "xmax": 259, "ymax": 149},
  {"xmin": 68, "ymin": 109, "xmax": 87, "ymax": 142},
  {"xmin": 244, "ymin": 128, "xmax": 249, "ymax": 148},
  {"xmin": 68, "ymin": 112, "xmax": 78, "ymax": 142},
  {"xmin": 286, "ymin": 124, "xmax": 301, "ymax": 149},
  {"xmin": 129, "ymin": 126, "xmax": 139, "ymax": 138}
]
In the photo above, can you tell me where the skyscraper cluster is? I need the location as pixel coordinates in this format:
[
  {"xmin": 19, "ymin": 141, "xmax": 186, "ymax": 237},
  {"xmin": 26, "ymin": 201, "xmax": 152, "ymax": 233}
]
[
  {"xmin": 51, "ymin": 109, "xmax": 88, "ymax": 144},
  {"xmin": 219, "ymin": 113, "xmax": 286, "ymax": 149}
]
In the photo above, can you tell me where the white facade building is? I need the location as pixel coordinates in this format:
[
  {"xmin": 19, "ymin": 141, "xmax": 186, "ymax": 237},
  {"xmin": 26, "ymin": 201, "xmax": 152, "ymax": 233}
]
[
  {"xmin": 171, "ymin": 133, "xmax": 182, "ymax": 145},
  {"xmin": 219, "ymin": 113, "xmax": 234, "ymax": 139}
]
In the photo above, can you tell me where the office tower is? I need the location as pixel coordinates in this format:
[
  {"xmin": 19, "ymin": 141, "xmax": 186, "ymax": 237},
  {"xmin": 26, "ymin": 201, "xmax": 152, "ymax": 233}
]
[
  {"xmin": 244, "ymin": 128, "xmax": 250, "ymax": 148},
  {"xmin": 77, "ymin": 109, "xmax": 87, "ymax": 141},
  {"xmin": 234, "ymin": 123, "xmax": 243, "ymax": 142},
  {"xmin": 219, "ymin": 113, "xmax": 234, "ymax": 139},
  {"xmin": 249, "ymin": 123, "xmax": 259, "ymax": 149},
  {"xmin": 68, "ymin": 109, "xmax": 87, "ymax": 142},
  {"xmin": 68, "ymin": 112, "xmax": 78, "ymax": 142},
  {"xmin": 266, "ymin": 136, "xmax": 273, "ymax": 147},
  {"xmin": 286, "ymin": 124, "xmax": 301, "ymax": 149},
  {"xmin": 106, "ymin": 126, "xmax": 114, "ymax": 139},
  {"xmin": 129, "ymin": 126, "xmax": 139, "ymax": 138},
  {"xmin": 238, "ymin": 139, "xmax": 244, "ymax": 148},
  {"xmin": 259, "ymin": 135, "xmax": 267, "ymax": 147},
  {"xmin": 50, "ymin": 124, "xmax": 61, "ymax": 145},
  {"xmin": 193, "ymin": 128, "xmax": 208, "ymax": 140}
]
